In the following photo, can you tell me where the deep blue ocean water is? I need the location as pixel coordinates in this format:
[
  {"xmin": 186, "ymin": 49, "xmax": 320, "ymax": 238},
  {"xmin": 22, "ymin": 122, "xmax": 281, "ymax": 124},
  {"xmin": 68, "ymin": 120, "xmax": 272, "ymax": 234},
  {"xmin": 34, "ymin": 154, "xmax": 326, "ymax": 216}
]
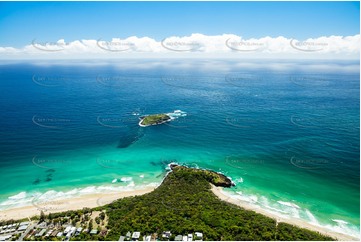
[{"xmin": 0, "ymin": 60, "xmax": 359, "ymax": 237}]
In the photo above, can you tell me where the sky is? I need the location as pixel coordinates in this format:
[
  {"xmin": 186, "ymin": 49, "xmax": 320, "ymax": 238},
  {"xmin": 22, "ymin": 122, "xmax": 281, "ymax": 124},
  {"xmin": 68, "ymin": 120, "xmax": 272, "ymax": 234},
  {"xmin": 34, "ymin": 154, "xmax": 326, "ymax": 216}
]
[
  {"xmin": 0, "ymin": 1, "xmax": 359, "ymax": 60},
  {"xmin": 0, "ymin": 1, "xmax": 359, "ymax": 47}
]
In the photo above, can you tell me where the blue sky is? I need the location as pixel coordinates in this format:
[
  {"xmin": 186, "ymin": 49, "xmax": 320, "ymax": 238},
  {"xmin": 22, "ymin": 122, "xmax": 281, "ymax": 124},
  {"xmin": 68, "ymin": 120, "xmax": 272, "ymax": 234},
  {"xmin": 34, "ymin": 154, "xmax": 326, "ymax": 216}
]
[{"xmin": 0, "ymin": 1, "xmax": 359, "ymax": 48}]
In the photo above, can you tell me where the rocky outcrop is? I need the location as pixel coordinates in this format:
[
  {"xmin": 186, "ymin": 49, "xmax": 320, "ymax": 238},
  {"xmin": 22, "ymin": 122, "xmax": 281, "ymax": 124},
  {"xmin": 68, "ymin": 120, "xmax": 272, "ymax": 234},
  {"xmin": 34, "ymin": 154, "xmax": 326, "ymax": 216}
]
[{"xmin": 169, "ymin": 164, "xmax": 235, "ymax": 188}]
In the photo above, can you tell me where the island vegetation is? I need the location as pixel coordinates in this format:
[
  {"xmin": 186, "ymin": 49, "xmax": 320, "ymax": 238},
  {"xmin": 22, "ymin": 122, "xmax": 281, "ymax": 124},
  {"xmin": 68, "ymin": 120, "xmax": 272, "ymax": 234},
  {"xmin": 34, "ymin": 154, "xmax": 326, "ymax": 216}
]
[
  {"xmin": 139, "ymin": 114, "xmax": 171, "ymax": 127},
  {"xmin": 0, "ymin": 166, "xmax": 335, "ymax": 241}
]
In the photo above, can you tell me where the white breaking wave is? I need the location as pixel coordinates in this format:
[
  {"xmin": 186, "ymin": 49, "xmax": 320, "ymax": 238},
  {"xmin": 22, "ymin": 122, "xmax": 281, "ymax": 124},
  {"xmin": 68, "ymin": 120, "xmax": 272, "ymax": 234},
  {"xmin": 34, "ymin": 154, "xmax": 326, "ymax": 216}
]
[
  {"xmin": 305, "ymin": 209, "xmax": 319, "ymax": 225},
  {"xmin": 0, "ymin": 182, "xmax": 159, "ymax": 211},
  {"xmin": 0, "ymin": 192, "xmax": 34, "ymax": 207},
  {"xmin": 332, "ymin": 219, "xmax": 349, "ymax": 225},
  {"xmin": 325, "ymin": 220, "xmax": 359, "ymax": 239},
  {"xmin": 166, "ymin": 110, "xmax": 187, "ymax": 120},
  {"xmin": 234, "ymin": 191, "xmax": 258, "ymax": 204},
  {"xmin": 8, "ymin": 191, "xmax": 27, "ymax": 200},
  {"xmin": 221, "ymin": 189, "xmax": 360, "ymax": 239},
  {"xmin": 277, "ymin": 201, "xmax": 301, "ymax": 209},
  {"xmin": 276, "ymin": 201, "xmax": 301, "ymax": 219},
  {"xmin": 120, "ymin": 177, "xmax": 133, "ymax": 182}
]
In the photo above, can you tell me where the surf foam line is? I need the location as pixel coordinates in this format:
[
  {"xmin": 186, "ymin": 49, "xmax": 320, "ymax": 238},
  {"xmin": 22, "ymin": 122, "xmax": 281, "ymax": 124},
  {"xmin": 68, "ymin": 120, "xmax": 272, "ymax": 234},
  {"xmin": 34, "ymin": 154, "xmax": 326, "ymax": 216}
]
[
  {"xmin": 0, "ymin": 182, "xmax": 159, "ymax": 212},
  {"xmin": 0, "ymin": 162, "xmax": 185, "ymax": 212},
  {"xmin": 219, "ymin": 189, "xmax": 360, "ymax": 239},
  {"xmin": 166, "ymin": 110, "xmax": 187, "ymax": 120}
]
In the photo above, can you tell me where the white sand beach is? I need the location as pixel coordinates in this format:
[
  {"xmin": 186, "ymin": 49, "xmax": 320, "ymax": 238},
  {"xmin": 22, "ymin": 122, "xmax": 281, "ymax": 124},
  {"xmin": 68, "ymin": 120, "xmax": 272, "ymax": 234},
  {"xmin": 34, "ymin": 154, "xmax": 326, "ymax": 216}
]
[
  {"xmin": 0, "ymin": 187, "xmax": 156, "ymax": 221},
  {"xmin": 0, "ymin": 183, "xmax": 358, "ymax": 241},
  {"xmin": 210, "ymin": 185, "xmax": 358, "ymax": 241}
]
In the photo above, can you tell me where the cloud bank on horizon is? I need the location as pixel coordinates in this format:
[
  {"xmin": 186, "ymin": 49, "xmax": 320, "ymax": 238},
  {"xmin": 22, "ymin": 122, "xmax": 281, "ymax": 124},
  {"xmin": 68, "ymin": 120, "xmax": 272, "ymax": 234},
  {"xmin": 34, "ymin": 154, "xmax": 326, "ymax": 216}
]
[{"xmin": 0, "ymin": 34, "xmax": 359, "ymax": 60}]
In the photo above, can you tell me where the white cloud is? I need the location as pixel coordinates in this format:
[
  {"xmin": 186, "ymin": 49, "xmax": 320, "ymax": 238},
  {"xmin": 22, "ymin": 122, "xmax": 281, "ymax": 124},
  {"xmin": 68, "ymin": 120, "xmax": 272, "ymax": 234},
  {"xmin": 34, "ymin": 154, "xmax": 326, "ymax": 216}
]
[{"xmin": 0, "ymin": 34, "xmax": 359, "ymax": 59}]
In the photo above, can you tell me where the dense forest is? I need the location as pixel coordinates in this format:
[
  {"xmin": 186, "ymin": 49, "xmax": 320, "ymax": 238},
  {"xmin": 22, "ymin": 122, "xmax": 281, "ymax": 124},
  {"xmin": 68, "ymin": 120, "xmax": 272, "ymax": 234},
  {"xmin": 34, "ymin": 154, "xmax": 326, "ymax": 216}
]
[
  {"xmin": 7, "ymin": 166, "xmax": 334, "ymax": 241},
  {"xmin": 103, "ymin": 166, "xmax": 334, "ymax": 241}
]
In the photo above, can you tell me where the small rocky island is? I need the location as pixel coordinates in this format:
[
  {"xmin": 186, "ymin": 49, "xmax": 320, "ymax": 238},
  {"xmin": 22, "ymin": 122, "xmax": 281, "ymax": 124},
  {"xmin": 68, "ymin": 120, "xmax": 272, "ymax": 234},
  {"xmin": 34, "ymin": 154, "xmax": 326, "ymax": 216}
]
[{"xmin": 139, "ymin": 113, "xmax": 171, "ymax": 127}]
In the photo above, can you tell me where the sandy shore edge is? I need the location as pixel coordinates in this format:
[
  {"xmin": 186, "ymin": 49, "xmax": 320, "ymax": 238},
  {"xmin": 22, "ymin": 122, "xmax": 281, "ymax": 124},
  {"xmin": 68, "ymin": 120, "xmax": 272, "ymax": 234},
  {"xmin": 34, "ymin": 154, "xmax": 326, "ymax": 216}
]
[
  {"xmin": 0, "ymin": 182, "xmax": 357, "ymax": 241},
  {"xmin": 0, "ymin": 187, "xmax": 156, "ymax": 221},
  {"xmin": 211, "ymin": 185, "xmax": 358, "ymax": 241}
]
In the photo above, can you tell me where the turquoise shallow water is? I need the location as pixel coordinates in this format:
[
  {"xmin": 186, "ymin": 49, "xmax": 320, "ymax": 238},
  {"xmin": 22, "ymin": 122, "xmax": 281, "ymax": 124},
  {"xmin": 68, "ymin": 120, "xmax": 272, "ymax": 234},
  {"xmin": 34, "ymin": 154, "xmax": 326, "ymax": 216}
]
[{"xmin": 0, "ymin": 60, "xmax": 359, "ymax": 237}]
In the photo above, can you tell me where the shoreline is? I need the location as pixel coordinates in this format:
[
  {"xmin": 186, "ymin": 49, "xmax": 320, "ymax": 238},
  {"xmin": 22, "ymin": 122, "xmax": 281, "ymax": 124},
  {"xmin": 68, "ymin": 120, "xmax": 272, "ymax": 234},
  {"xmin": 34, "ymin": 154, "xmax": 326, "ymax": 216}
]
[
  {"xmin": 0, "ymin": 174, "xmax": 358, "ymax": 241},
  {"xmin": 0, "ymin": 187, "xmax": 156, "ymax": 221},
  {"xmin": 210, "ymin": 185, "xmax": 358, "ymax": 241}
]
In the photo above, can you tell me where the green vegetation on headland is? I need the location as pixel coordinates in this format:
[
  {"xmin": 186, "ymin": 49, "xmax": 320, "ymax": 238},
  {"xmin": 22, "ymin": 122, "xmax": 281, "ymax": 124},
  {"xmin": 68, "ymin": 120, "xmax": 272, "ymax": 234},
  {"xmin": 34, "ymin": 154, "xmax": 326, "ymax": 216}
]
[
  {"xmin": 139, "ymin": 114, "xmax": 171, "ymax": 127},
  {"xmin": 104, "ymin": 165, "xmax": 333, "ymax": 241},
  {"xmin": 1, "ymin": 166, "xmax": 335, "ymax": 241}
]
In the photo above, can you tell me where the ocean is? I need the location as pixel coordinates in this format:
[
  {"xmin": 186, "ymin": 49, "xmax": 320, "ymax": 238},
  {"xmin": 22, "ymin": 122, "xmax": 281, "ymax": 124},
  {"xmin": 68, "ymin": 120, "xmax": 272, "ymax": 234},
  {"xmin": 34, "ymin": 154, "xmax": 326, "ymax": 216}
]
[{"xmin": 0, "ymin": 59, "xmax": 359, "ymax": 238}]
